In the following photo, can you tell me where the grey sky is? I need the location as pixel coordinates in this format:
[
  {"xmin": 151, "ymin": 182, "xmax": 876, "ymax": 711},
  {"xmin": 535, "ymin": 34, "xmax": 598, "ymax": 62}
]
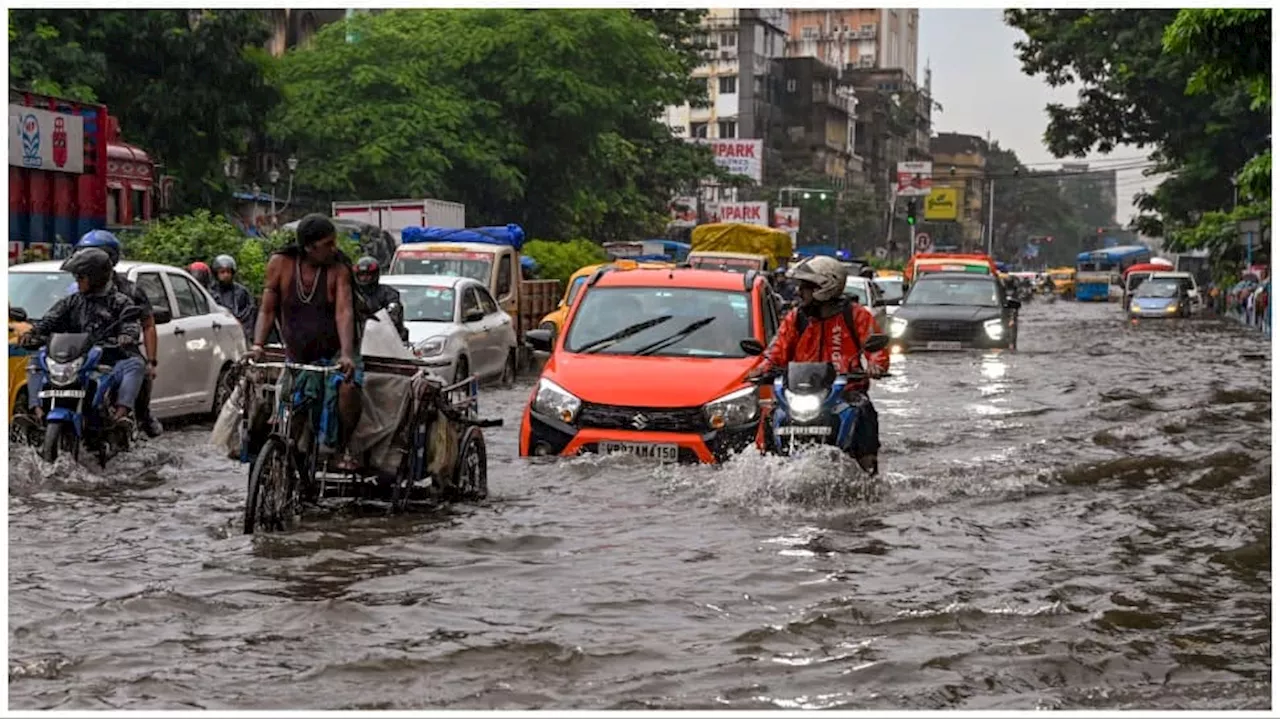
[{"xmin": 919, "ymin": 8, "xmax": 1154, "ymax": 225}]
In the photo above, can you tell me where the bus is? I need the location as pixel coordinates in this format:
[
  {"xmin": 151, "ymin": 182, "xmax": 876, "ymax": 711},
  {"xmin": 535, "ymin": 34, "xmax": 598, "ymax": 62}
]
[{"xmin": 1075, "ymin": 245, "xmax": 1152, "ymax": 301}]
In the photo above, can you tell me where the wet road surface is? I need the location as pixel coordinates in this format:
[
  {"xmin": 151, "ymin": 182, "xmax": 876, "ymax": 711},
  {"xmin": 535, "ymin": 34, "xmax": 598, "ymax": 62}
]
[{"xmin": 9, "ymin": 301, "xmax": 1271, "ymax": 710}]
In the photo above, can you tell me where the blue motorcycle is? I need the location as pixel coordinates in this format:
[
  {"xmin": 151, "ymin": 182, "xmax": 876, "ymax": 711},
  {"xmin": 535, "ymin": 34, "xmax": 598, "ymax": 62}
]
[
  {"xmin": 746, "ymin": 334, "xmax": 889, "ymax": 468},
  {"xmin": 20, "ymin": 305, "xmax": 143, "ymax": 466}
]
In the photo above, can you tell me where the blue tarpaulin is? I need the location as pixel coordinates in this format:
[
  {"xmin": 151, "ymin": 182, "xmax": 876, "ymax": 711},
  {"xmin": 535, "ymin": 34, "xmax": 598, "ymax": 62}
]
[{"xmin": 400, "ymin": 224, "xmax": 526, "ymax": 251}]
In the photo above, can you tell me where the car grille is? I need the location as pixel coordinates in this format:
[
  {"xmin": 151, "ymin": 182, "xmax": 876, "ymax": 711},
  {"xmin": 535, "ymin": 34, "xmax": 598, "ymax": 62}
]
[
  {"xmin": 911, "ymin": 319, "xmax": 978, "ymax": 342},
  {"xmin": 577, "ymin": 402, "xmax": 707, "ymax": 433}
]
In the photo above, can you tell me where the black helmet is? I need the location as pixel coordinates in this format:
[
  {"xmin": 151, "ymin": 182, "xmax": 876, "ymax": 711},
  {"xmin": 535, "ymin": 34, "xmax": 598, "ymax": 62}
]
[
  {"xmin": 211, "ymin": 254, "xmax": 237, "ymax": 275},
  {"xmin": 354, "ymin": 256, "xmax": 380, "ymax": 286},
  {"xmin": 62, "ymin": 247, "xmax": 114, "ymax": 292}
]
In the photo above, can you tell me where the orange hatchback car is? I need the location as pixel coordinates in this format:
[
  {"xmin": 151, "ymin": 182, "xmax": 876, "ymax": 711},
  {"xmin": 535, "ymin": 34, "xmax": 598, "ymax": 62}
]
[{"xmin": 519, "ymin": 267, "xmax": 783, "ymax": 463}]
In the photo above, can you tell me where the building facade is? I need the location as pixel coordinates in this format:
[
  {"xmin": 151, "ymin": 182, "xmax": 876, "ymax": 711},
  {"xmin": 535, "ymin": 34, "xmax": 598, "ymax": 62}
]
[
  {"xmin": 785, "ymin": 9, "xmax": 919, "ymax": 83},
  {"xmin": 771, "ymin": 56, "xmax": 861, "ymax": 186},
  {"xmin": 930, "ymin": 132, "xmax": 989, "ymax": 249}
]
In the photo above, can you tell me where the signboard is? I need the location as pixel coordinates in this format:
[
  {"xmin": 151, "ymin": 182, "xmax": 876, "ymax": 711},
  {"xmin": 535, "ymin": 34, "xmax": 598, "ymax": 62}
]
[
  {"xmin": 603, "ymin": 241, "xmax": 645, "ymax": 258},
  {"xmin": 690, "ymin": 138, "xmax": 764, "ymax": 184},
  {"xmin": 924, "ymin": 187, "xmax": 959, "ymax": 221},
  {"xmin": 9, "ymin": 105, "xmax": 85, "ymax": 174},
  {"xmin": 896, "ymin": 161, "xmax": 932, "ymax": 197},
  {"xmin": 914, "ymin": 232, "xmax": 933, "ymax": 253},
  {"xmin": 717, "ymin": 201, "xmax": 769, "ymax": 225},
  {"xmin": 773, "ymin": 206, "xmax": 799, "ymax": 231},
  {"xmin": 669, "ymin": 196, "xmax": 697, "ymax": 224}
]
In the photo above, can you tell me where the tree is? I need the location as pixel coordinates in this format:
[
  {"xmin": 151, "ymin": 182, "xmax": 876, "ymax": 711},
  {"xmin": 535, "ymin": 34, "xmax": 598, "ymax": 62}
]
[
  {"xmin": 270, "ymin": 9, "xmax": 722, "ymax": 242},
  {"xmin": 8, "ymin": 10, "xmax": 280, "ymax": 212},
  {"xmin": 1004, "ymin": 10, "xmax": 1270, "ymax": 237}
]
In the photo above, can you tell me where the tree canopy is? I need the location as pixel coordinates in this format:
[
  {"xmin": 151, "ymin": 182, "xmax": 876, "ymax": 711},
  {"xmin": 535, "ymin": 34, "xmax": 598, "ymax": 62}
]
[
  {"xmin": 1004, "ymin": 9, "xmax": 1271, "ymax": 240},
  {"xmin": 269, "ymin": 9, "xmax": 724, "ymax": 242},
  {"xmin": 9, "ymin": 10, "xmax": 280, "ymax": 211}
]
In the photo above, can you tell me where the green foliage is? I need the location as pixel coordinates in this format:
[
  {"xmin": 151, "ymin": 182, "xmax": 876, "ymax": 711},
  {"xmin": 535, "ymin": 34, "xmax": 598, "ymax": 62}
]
[
  {"xmin": 1004, "ymin": 10, "xmax": 1270, "ymax": 237},
  {"xmin": 1163, "ymin": 9, "xmax": 1271, "ymax": 108},
  {"xmin": 270, "ymin": 9, "xmax": 721, "ymax": 241},
  {"xmin": 122, "ymin": 210, "xmax": 245, "ymax": 268},
  {"xmin": 9, "ymin": 10, "xmax": 280, "ymax": 212},
  {"xmin": 522, "ymin": 239, "xmax": 609, "ymax": 286}
]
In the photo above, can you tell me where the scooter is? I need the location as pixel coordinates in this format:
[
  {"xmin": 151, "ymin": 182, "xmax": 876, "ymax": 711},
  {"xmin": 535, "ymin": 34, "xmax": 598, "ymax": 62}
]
[
  {"xmin": 746, "ymin": 333, "xmax": 890, "ymax": 469},
  {"xmin": 20, "ymin": 305, "xmax": 143, "ymax": 466}
]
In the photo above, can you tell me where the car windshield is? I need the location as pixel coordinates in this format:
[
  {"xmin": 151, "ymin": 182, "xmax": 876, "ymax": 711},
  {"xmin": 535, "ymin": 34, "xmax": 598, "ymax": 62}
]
[
  {"xmin": 905, "ymin": 278, "xmax": 1001, "ymax": 307},
  {"xmin": 391, "ymin": 254, "xmax": 491, "ymax": 283},
  {"xmin": 843, "ymin": 278, "xmax": 870, "ymax": 306},
  {"xmin": 386, "ymin": 283, "xmax": 455, "ymax": 322},
  {"xmin": 875, "ymin": 278, "xmax": 904, "ymax": 301},
  {"xmin": 564, "ymin": 287, "xmax": 753, "ymax": 357},
  {"xmin": 1136, "ymin": 280, "xmax": 1181, "ymax": 299},
  {"xmin": 10, "ymin": 271, "xmax": 77, "ymax": 320}
]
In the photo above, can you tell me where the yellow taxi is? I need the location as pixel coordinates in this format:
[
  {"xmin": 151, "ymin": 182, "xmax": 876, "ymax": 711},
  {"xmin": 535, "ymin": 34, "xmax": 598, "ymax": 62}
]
[
  {"xmin": 537, "ymin": 258, "xmax": 673, "ymax": 339},
  {"xmin": 1047, "ymin": 266, "xmax": 1076, "ymax": 297}
]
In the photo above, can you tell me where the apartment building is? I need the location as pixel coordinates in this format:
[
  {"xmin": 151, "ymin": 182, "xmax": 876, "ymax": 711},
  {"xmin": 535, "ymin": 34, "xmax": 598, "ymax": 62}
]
[
  {"xmin": 930, "ymin": 132, "xmax": 988, "ymax": 249},
  {"xmin": 772, "ymin": 56, "xmax": 861, "ymax": 186},
  {"xmin": 785, "ymin": 9, "xmax": 919, "ymax": 83}
]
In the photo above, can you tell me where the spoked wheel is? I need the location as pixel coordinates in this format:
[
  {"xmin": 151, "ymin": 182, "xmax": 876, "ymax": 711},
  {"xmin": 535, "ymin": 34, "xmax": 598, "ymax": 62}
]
[
  {"xmin": 244, "ymin": 436, "xmax": 300, "ymax": 534},
  {"xmin": 445, "ymin": 426, "xmax": 488, "ymax": 502}
]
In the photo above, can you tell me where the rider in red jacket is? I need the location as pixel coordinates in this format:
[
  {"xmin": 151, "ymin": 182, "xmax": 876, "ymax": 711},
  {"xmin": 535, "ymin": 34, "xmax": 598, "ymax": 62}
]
[{"xmin": 754, "ymin": 255, "xmax": 890, "ymax": 473}]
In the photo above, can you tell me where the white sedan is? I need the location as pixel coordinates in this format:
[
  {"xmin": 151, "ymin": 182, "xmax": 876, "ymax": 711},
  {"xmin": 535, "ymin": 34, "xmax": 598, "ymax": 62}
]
[
  {"xmin": 843, "ymin": 276, "xmax": 889, "ymax": 330},
  {"xmin": 9, "ymin": 260, "xmax": 247, "ymax": 418},
  {"xmin": 382, "ymin": 274, "xmax": 518, "ymax": 387}
]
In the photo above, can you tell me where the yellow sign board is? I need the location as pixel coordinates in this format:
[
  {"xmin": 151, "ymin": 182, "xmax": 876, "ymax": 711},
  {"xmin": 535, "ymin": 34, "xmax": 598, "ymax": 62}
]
[{"xmin": 925, "ymin": 187, "xmax": 959, "ymax": 221}]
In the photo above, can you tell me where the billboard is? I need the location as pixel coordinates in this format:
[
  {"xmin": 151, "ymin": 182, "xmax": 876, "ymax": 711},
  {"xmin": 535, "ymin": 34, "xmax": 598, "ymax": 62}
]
[
  {"xmin": 9, "ymin": 105, "xmax": 85, "ymax": 174},
  {"xmin": 714, "ymin": 201, "xmax": 768, "ymax": 225},
  {"xmin": 690, "ymin": 138, "xmax": 764, "ymax": 184},
  {"xmin": 924, "ymin": 187, "xmax": 959, "ymax": 221},
  {"xmin": 773, "ymin": 206, "xmax": 799, "ymax": 232},
  {"xmin": 896, "ymin": 161, "xmax": 932, "ymax": 197}
]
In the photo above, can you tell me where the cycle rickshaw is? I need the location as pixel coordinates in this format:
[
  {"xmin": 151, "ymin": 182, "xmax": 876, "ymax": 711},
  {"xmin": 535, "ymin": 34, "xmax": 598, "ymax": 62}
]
[{"xmin": 231, "ymin": 346, "xmax": 501, "ymax": 534}]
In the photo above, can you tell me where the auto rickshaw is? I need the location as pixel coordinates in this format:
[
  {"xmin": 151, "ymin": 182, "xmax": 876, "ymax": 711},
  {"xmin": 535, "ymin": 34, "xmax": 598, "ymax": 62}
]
[{"xmin": 8, "ymin": 306, "xmax": 33, "ymax": 423}]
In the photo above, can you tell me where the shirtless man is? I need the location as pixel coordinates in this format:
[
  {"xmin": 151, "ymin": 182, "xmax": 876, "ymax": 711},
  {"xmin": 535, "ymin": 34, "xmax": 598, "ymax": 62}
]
[{"xmin": 248, "ymin": 214, "xmax": 363, "ymax": 470}]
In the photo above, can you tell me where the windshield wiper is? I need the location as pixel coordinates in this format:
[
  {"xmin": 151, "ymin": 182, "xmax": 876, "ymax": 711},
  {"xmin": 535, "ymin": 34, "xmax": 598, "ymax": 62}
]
[
  {"xmin": 632, "ymin": 316, "xmax": 716, "ymax": 357},
  {"xmin": 577, "ymin": 315, "xmax": 673, "ymax": 354}
]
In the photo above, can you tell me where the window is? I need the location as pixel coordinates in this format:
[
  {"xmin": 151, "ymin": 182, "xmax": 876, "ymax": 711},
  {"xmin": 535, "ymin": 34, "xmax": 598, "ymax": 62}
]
[
  {"xmin": 476, "ymin": 287, "xmax": 500, "ymax": 316},
  {"xmin": 169, "ymin": 273, "xmax": 209, "ymax": 317},
  {"xmin": 786, "ymin": 78, "xmax": 797, "ymax": 93},
  {"xmin": 135, "ymin": 272, "xmax": 171, "ymax": 315},
  {"xmin": 106, "ymin": 189, "xmax": 122, "ymax": 225},
  {"xmin": 762, "ymin": 289, "xmax": 779, "ymax": 341},
  {"xmin": 718, "ymin": 75, "xmax": 737, "ymax": 94},
  {"xmin": 802, "ymin": 25, "xmax": 817, "ymax": 39},
  {"xmin": 718, "ymin": 120, "xmax": 737, "ymax": 139},
  {"xmin": 496, "ymin": 254, "xmax": 513, "ymax": 299},
  {"xmin": 860, "ymin": 23, "xmax": 874, "ymax": 33},
  {"xmin": 131, "ymin": 189, "xmax": 146, "ymax": 224},
  {"xmin": 719, "ymin": 31, "xmax": 736, "ymax": 47},
  {"xmin": 690, "ymin": 122, "xmax": 709, "ymax": 138},
  {"xmin": 461, "ymin": 287, "xmax": 482, "ymax": 320}
]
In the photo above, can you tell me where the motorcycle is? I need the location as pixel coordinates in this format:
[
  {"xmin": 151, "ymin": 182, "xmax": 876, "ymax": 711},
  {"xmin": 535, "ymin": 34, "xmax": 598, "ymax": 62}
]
[
  {"xmin": 747, "ymin": 333, "xmax": 890, "ymax": 468},
  {"xmin": 19, "ymin": 305, "xmax": 144, "ymax": 466}
]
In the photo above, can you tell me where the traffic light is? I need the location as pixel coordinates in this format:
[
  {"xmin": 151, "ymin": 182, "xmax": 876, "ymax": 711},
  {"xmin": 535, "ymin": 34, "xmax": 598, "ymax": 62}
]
[{"xmin": 906, "ymin": 199, "xmax": 918, "ymax": 226}]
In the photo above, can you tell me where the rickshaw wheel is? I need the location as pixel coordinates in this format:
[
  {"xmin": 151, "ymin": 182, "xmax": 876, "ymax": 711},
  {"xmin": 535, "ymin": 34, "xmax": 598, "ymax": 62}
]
[
  {"xmin": 245, "ymin": 437, "xmax": 296, "ymax": 534},
  {"xmin": 445, "ymin": 426, "xmax": 488, "ymax": 502}
]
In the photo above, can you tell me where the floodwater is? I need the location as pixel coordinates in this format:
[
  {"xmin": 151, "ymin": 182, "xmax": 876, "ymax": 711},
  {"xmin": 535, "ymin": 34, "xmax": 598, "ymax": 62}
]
[{"xmin": 9, "ymin": 301, "xmax": 1272, "ymax": 710}]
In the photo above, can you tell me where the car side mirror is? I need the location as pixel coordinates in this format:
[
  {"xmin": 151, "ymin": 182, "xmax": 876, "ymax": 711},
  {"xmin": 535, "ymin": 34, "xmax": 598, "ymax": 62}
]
[
  {"xmin": 864, "ymin": 334, "xmax": 889, "ymax": 353},
  {"xmin": 9, "ymin": 307, "xmax": 28, "ymax": 323},
  {"xmin": 1005, "ymin": 298, "xmax": 1022, "ymax": 310},
  {"xmin": 464, "ymin": 309, "xmax": 485, "ymax": 323},
  {"xmin": 739, "ymin": 338, "xmax": 765, "ymax": 356},
  {"xmin": 153, "ymin": 308, "xmax": 173, "ymax": 325},
  {"xmin": 524, "ymin": 328, "xmax": 553, "ymax": 353}
]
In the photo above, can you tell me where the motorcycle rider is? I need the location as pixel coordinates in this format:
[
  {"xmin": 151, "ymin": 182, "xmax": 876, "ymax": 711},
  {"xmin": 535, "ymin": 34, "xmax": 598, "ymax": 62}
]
[
  {"xmin": 751, "ymin": 255, "xmax": 890, "ymax": 474},
  {"xmin": 73, "ymin": 230, "xmax": 164, "ymax": 438},
  {"xmin": 20, "ymin": 249, "xmax": 146, "ymax": 427},
  {"xmin": 209, "ymin": 254, "xmax": 257, "ymax": 342},
  {"xmin": 188, "ymin": 261, "xmax": 213, "ymax": 289},
  {"xmin": 353, "ymin": 255, "xmax": 409, "ymax": 342}
]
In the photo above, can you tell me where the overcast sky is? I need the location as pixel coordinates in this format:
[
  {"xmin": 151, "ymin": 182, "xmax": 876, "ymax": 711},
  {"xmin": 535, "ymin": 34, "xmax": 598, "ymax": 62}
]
[{"xmin": 919, "ymin": 8, "xmax": 1155, "ymax": 225}]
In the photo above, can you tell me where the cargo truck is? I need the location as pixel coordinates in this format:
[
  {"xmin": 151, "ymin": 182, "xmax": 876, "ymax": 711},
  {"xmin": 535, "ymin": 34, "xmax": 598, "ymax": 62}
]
[{"xmin": 332, "ymin": 198, "xmax": 466, "ymax": 244}]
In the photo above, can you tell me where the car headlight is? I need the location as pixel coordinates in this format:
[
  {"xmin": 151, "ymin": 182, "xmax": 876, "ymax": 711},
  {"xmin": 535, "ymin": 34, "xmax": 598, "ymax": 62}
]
[
  {"xmin": 413, "ymin": 337, "xmax": 447, "ymax": 358},
  {"xmin": 47, "ymin": 357, "xmax": 83, "ymax": 386},
  {"xmin": 889, "ymin": 316, "xmax": 908, "ymax": 338},
  {"xmin": 703, "ymin": 386, "xmax": 758, "ymax": 429},
  {"xmin": 785, "ymin": 390, "xmax": 824, "ymax": 422},
  {"xmin": 532, "ymin": 378, "xmax": 581, "ymax": 424},
  {"xmin": 983, "ymin": 318, "xmax": 1004, "ymax": 340},
  {"xmin": 1130, "ymin": 304, "xmax": 1141, "ymax": 313},
  {"xmin": 1166, "ymin": 304, "xmax": 1178, "ymax": 313}
]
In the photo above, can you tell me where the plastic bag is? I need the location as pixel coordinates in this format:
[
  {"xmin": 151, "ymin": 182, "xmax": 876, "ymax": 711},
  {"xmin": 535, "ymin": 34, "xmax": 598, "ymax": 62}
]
[{"xmin": 210, "ymin": 381, "xmax": 245, "ymax": 459}]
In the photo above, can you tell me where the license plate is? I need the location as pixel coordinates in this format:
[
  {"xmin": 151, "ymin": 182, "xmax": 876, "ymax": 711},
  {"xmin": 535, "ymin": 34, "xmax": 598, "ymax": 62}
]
[
  {"xmin": 597, "ymin": 441, "xmax": 678, "ymax": 462},
  {"xmin": 926, "ymin": 341, "xmax": 964, "ymax": 350},
  {"xmin": 39, "ymin": 389, "xmax": 84, "ymax": 399},
  {"xmin": 776, "ymin": 425, "xmax": 832, "ymax": 436}
]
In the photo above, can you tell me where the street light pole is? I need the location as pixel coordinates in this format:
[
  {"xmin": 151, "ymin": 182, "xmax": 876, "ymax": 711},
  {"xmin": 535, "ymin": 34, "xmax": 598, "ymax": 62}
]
[{"xmin": 986, "ymin": 177, "xmax": 996, "ymax": 256}]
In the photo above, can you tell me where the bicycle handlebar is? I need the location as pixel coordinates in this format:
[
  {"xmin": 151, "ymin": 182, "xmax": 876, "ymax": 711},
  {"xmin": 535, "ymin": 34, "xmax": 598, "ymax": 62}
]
[{"xmin": 244, "ymin": 359, "xmax": 341, "ymax": 374}]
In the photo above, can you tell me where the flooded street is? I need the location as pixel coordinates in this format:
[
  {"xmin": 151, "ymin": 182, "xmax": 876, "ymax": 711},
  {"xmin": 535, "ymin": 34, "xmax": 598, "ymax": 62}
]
[{"xmin": 9, "ymin": 301, "xmax": 1271, "ymax": 710}]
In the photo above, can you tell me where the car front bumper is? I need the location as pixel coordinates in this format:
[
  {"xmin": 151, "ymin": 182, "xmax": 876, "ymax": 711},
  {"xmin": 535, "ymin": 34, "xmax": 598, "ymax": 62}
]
[{"xmin": 519, "ymin": 407, "xmax": 757, "ymax": 464}]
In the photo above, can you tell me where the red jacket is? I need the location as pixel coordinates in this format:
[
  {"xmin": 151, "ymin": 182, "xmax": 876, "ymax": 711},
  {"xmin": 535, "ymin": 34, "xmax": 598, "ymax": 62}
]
[{"xmin": 762, "ymin": 302, "xmax": 890, "ymax": 383}]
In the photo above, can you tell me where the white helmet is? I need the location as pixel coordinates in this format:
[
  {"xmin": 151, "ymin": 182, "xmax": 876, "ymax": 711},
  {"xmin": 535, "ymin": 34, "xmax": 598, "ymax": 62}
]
[{"xmin": 787, "ymin": 255, "xmax": 847, "ymax": 302}]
